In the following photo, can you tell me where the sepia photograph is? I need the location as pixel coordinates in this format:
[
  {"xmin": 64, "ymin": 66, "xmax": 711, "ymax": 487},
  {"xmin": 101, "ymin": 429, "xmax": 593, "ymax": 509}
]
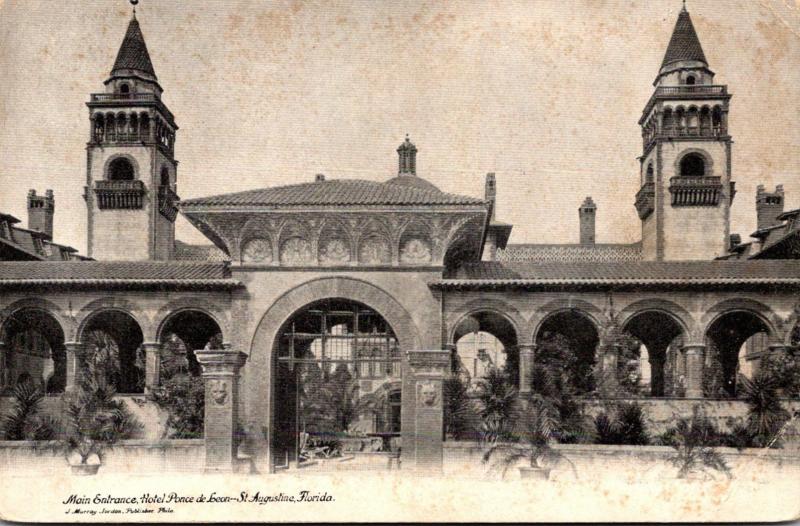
[{"xmin": 0, "ymin": 0, "xmax": 799, "ymax": 522}]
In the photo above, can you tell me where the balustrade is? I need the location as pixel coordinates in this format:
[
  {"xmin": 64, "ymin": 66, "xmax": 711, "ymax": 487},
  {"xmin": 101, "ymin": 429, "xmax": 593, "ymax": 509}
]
[
  {"xmin": 94, "ymin": 180, "xmax": 146, "ymax": 209},
  {"xmin": 635, "ymin": 182, "xmax": 655, "ymax": 219},
  {"xmin": 158, "ymin": 185, "xmax": 180, "ymax": 221},
  {"xmin": 669, "ymin": 176, "xmax": 723, "ymax": 207}
]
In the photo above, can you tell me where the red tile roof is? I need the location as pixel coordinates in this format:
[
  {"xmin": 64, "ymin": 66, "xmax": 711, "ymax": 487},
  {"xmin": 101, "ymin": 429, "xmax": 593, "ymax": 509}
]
[
  {"xmin": 180, "ymin": 179, "xmax": 485, "ymax": 208},
  {"xmin": 661, "ymin": 9, "xmax": 707, "ymax": 69},
  {"xmin": 112, "ymin": 19, "xmax": 157, "ymax": 78},
  {"xmin": 434, "ymin": 260, "xmax": 800, "ymax": 289},
  {"xmin": 0, "ymin": 261, "xmax": 240, "ymax": 289}
]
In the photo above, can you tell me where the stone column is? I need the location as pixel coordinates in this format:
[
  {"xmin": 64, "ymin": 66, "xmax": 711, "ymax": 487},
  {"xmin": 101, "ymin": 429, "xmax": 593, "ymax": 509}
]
[
  {"xmin": 141, "ymin": 342, "xmax": 162, "ymax": 395},
  {"xmin": 0, "ymin": 341, "xmax": 7, "ymax": 390},
  {"xmin": 518, "ymin": 343, "xmax": 535, "ymax": 394},
  {"xmin": 597, "ymin": 344, "xmax": 618, "ymax": 395},
  {"xmin": 443, "ymin": 343, "xmax": 458, "ymax": 376},
  {"xmin": 195, "ymin": 349, "xmax": 247, "ymax": 473},
  {"xmin": 401, "ymin": 350, "xmax": 450, "ymax": 474},
  {"xmin": 64, "ymin": 342, "xmax": 87, "ymax": 392},
  {"xmin": 683, "ymin": 343, "xmax": 705, "ymax": 398}
]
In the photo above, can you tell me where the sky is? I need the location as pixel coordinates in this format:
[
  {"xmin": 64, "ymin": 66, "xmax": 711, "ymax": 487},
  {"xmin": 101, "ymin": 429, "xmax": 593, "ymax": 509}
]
[{"xmin": 1, "ymin": 0, "xmax": 799, "ymax": 253}]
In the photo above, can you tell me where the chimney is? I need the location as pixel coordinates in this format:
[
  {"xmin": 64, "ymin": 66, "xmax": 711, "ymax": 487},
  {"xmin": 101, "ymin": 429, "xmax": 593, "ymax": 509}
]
[
  {"xmin": 397, "ymin": 134, "xmax": 417, "ymax": 176},
  {"xmin": 315, "ymin": 173, "xmax": 326, "ymax": 182},
  {"xmin": 485, "ymin": 173, "xmax": 496, "ymax": 221},
  {"xmin": 755, "ymin": 184, "xmax": 784, "ymax": 230},
  {"xmin": 27, "ymin": 189, "xmax": 54, "ymax": 239},
  {"xmin": 579, "ymin": 196, "xmax": 596, "ymax": 245}
]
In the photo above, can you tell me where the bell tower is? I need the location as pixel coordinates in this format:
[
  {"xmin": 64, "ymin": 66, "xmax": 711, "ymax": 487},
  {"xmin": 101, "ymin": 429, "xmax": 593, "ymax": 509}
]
[
  {"xmin": 636, "ymin": 5, "xmax": 734, "ymax": 261},
  {"xmin": 84, "ymin": 9, "xmax": 179, "ymax": 261}
]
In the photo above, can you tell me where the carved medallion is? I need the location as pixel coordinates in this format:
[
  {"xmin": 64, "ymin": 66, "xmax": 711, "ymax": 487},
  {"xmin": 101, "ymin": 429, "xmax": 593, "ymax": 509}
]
[
  {"xmin": 400, "ymin": 238, "xmax": 431, "ymax": 264},
  {"xmin": 359, "ymin": 236, "xmax": 391, "ymax": 264},
  {"xmin": 319, "ymin": 238, "xmax": 350, "ymax": 265},
  {"xmin": 210, "ymin": 380, "xmax": 228, "ymax": 405},
  {"xmin": 280, "ymin": 237, "xmax": 313, "ymax": 265},
  {"xmin": 241, "ymin": 237, "xmax": 272, "ymax": 263}
]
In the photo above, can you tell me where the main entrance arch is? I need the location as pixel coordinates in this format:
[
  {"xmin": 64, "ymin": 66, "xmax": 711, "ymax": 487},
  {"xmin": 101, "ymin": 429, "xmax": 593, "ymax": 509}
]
[
  {"xmin": 272, "ymin": 299, "xmax": 402, "ymax": 469},
  {"xmin": 246, "ymin": 276, "xmax": 421, "ymax": 474}
]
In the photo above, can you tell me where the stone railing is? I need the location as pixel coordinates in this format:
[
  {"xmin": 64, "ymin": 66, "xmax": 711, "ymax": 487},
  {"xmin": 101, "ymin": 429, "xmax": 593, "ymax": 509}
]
[
  {"xmin": 634, "ymin": 182, "xmax": 655, "ymax": 219},
  {"xmin": 89, "ymin": 92, "xmax": 176, "ymax": 124},
  {"xmin": 669, "ymin": 176, "xmax": 723, "ymax": 207},
  {"xmin": 94, "ymin": 179, "xmax": 146, "ymax": 209},
  {"xmin": 158, "ymin": 185, "xmax": 180, "ymax": 222},
  {"xmin": 641, "ymin": 84, "xmax": 729, "ymax": 123}
]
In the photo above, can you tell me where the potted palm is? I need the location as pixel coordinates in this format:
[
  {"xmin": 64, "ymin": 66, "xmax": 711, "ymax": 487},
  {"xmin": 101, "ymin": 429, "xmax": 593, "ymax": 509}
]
[
  {"xmin": 60, "ymin": 338, "xmax": 142, "ymax": 475},
  {"xmin": 482, "ymin": 394, "xmax": 564, "ymax": 480}
]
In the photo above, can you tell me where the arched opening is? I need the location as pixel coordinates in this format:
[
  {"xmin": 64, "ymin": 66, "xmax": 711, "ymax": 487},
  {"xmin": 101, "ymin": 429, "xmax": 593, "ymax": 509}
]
[
  {"xmin": 712, "ymin": 105, "xmax": 723, "ymax": 135},
  {"xmin": 129, "ymin": 113, "xmax": 139, "ymax": 139},
  {"xmin": 700, "ymin": 106, "xmax": 711, "ymax": 135},
  {"xmin": 108, "ymin": 157, "xmax": 135, "ymax": 181},
  {"xmin": 534, "ymin": 310, "xmax": 599, "ymax": 395},
  {"xmin": 680, "ymin": 153, "xmax": 705, "ymax": 177},
  {"xmin": 1, "ymin": 309, "xmax": 66, "ymax": 394},
  {"xmin": 686, "ymin": 75, "xmax": 696, "ymax": 85},
  {"xmin": 106, "ymin": 113, "xmax": 116, "ymax": 141},
  {"xmin": 120, "ymin": 83, "xmax": 130, "ymax": 94},
  {"xmin": 159, "ymin": 310, "xmax": 222, "ymax": 378},
  {"xmin": 452, "ymin": 311, "xmax": 518, "ymax": 389},
  {"xmin": 705, "ymin": 311, "xmax": 771, "ymax": 398},
  {"xmin": 140, "ymin": 113, "xmax": 150, "ymax": 140},
  {"xmin": 662, "ymin": 107, "xmax": 674, "ymax": 135},
  {"xmin": 116, "ymin": 112, "xmax": 127, "ymax": 137},
  {"xmin": 273, "ymin": 299, "xmax": 401, "ymax": 469},
  {"xmin": 687, "ymin": 107, "xmax": 699, "ymax": 134},
  {"xmin": 160, "ymin": 166, "xmax": 170, "ymax": 187},
  {"xmin": 645, "ymin": 163, "xmax": 654, "ymax": 185},
  {"xmin": 93, "ymin": 114, "xmax": 105, "ymax": 143},
  {"xmin": 622, "ymin": 311, "xmax": 685, "ymax": 397},
  {"xmin": 81, "ymin": 310, "xmax": 144, "ymax": 394},
  {"xmin": 675, "ymin": 107, "xmax": 686, "ymax": 135}
]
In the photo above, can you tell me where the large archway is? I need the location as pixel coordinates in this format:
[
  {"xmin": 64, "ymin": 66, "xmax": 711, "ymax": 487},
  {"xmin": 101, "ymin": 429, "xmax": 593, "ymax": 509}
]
[
  {"xmin": 80, "ymin": 310, "xmax": 144, "ymax": 394},
  {"xmin": 622, "ymin": 311, "xmax": 685, "ymax": 397},
  {"xmin": 534, "ymin": 310, "xmax": 599, "ymax": 395},
  {"xmin": 451, "ymin": 310, "xmax": 518, "ymax": 388},
  {"xmin": 705, "ymin": 311, "xmax": 772, "ymax": 398},
  {"xmin": 159, "ymin": 310, "xmax": 223, "ymax": 377},
  {"xmin": 272, "ymin": 299, "xmax": 402, "ymax": 470},
  {"xmin": 1, "ymin": 308, "xmax": 66, "ymax": 394}
]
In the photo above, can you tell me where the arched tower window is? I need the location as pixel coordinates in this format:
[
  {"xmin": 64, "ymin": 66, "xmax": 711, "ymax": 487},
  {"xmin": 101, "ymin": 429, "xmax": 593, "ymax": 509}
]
[
  {"xmin": 680, "ymin": 153, "xmax": 705, "ymax": 177},
  {"xmin": 108, "ymin": 158, "xmax": 135, "ymax": 181},
  {"xmin": 646, "ymin": 163, "xmax": 654, "ymax": 184},
  {"xmin": 160, "ymin": 166, "xmax": 170, "ymax": 187},
  {"xmin": 120, "ymin": 83, "xmax": 130, "ymax": 94},
  {"xmin": 686, "ymin": 75, "xmax": 696, "ymax": 85}
]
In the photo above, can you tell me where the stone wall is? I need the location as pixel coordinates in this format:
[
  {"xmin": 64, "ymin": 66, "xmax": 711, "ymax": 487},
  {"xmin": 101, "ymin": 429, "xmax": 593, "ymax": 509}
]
[{"xmin": 0, "ymin": 439, "xmax": 203, "ymax": 476}]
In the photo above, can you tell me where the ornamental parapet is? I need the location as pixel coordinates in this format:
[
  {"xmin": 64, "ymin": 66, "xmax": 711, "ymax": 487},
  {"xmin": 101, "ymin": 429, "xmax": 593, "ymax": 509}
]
[
  {"xmin": 158, "ymin": 185, "xmax": 180, "ymax": 222},
  {"xmin": 669, "ymin": 176, "xmax": 722, "ymax": 207},
  {"xmin": 94, "ymin": 180, "xmax": 146, "ymax": 209},
  {"xmin": 635, "ymin": 182, "xmax": 655, "ymax": 219}
]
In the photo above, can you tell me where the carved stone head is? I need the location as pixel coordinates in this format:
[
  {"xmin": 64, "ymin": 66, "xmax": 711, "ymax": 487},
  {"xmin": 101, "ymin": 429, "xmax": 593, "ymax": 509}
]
[
  {"xmin": 418, "ymin": 380, "xmax": 438, "ymax": 407},
  {"xmin": 210, "ymin": 379, "xmax": 228, "ymax": 406}
]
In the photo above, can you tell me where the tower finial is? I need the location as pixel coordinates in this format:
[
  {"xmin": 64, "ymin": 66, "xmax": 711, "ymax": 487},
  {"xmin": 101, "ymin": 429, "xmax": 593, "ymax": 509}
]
[
  {"xmin": 682, "ymin": 0, "xmax": 687, "ymax": 12},
  {"xmin": 130, "ymin": 0, "xmax": 139, "ymax": 20}
]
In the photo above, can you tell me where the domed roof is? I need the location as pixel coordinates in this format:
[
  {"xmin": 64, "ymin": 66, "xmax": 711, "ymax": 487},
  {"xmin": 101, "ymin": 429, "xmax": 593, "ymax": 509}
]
[{"xmin": 384, "ymin": 175, "xmax": 440, "ymax": 193}]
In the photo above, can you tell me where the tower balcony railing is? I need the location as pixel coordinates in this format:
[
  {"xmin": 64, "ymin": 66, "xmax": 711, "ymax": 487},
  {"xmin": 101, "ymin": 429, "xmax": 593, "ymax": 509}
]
[
  {"xmin": 634, "ymin": 182, "xmax": 655, "ymax": 219},
  {"xmin": 643, "ymin": 125, "xmax": 727, "ymax": 150},
  {"xmin": 158, "ymin": 185, "xmax": 180, "ymax": 222},
  {"xmin": 668, "ymin": 176, "xmax": 722, "ymax": 207},
  {"xmin": 89, "ymin": 92, "xmax": 175, "ymax": 124},
  {"xmin": 641, "ymin": 84, "xmax": 729, "ymax": 122},
  {"xmin": 93, "ymin": 180, "xmax": 146, "ymax": 210}
]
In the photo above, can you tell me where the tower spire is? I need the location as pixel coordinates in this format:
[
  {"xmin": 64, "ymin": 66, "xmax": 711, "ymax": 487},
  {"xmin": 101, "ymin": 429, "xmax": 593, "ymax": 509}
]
[
  {"xmin": 660, "ymin": 6, "xmax": 707, "ymax": 71},
  {"xmin": 109, "ymin": 5, "xmax": 158, "ymax": 84}
]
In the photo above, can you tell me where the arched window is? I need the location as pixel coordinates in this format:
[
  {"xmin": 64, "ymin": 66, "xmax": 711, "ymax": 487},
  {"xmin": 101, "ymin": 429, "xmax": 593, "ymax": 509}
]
[
  {"xmin": 93, "ymin": 114, "xmax": 105, "ymax": 143},
  {"xmin": 108, "ymin": 157, "xmax": 135, "ymax": 181},
  {"xmin": 680, "ymin": 153, "xmax": 705, "ymax": 177},
  {"xmin": 120, "ymin": 83, "xmax": 130, "ymax": 94},
  {"xmin": 140, "ymin": 113, "xmax": 150, "ymax": 140},
  {"xmin": 646, "ymin": 163, "xmax": 654, "ymax": 184},
  {"xmin": 686, "ymin": 75, "xmax": 696, "ymax": 85},
  {"xmin": 160, "ymin": 166, "xmax": 170, "ymax": 187},
  {"xmin": 662, "ymin": 108, "xmax": 674, "ymax": 135}
]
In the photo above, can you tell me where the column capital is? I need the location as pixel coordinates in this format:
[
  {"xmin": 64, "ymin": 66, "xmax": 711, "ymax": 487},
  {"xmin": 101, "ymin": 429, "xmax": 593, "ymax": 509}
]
[
  {"xmin": 406, "ymin": 349, "xmax": 450, "ymax": 373},
  {"xmin": 442, "ymin": 343, "xmax": 457, "ymax": 352},
  {"xmin": 141, "ymin": 341, "xmax": 162, "ymax": 351},
  {"xmin": 518, "ymin": 343, "xmax": 536, "ymax": 353},
  {"xmin": 64, "ymin": 341, "xmax": 89, "ymax": 354},
  {"xmin": 195, "ymin": 349, "xmax": 247, "ymax": 377}
]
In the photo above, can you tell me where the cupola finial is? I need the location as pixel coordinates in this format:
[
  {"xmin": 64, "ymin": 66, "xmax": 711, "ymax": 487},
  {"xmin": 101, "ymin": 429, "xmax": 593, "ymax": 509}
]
[{"xmin": 130, "ymin": 0, "xmax": 139, "ymax": 19}]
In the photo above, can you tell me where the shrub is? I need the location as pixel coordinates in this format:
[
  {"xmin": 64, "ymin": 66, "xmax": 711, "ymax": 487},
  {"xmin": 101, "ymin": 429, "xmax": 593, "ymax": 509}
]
[
  {"xmin": 666, "ymin": 406, "xmax": 731, "ymax": 480},
  {"xmin": 738, "ymin": 373, "xmax": 790, "ymax": 448},
  {"xmin": 593, "ymin": 402, "xmax": 649, "ymax": 445},
  {"xmin": 759, "ymin": 350, "xmax": 800, "ymax": 398},
  {"xmin": 476, "ymin": 367, "xmax": 519, "ymax": 443},
  {"xmin": 1, "ymin": 379, "xmax": 59, "ymax": 441},
  {"xmin": 443, "ymin": 376, "xmax": 476, "ymax": 440}
]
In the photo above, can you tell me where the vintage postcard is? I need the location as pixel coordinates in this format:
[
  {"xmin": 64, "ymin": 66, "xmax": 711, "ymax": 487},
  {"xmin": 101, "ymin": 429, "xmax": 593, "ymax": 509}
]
[{"xmin": 0, "ymin": 0, "xmax": 799, "ymax": 522}]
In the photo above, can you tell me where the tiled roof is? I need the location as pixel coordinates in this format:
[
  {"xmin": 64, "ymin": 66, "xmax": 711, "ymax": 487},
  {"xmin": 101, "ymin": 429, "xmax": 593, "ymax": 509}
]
[
  {"xmin": 180, "ymin": 179, "xmax": 485, "ymax": 208},
  {"xmin": 0, "ymin": 261, "xmax": 240, "ymax": 289},
  {"xmin": 174, "ymin": 241, "xmax": 230, "ymax": 262},
  {"xmin": 661, "ymin": 9, "xmax": 707, "ymax": 69},
  {"xmin": 751, "ymin": 229, "xmax": 800, "ymax": 260},
  {"xmin": 112, "ymin": 19, "xmax": 157, "ymax": 78},
  {"xmin": 434, "ymin": 260, "xmax": 800, "ymax": 289},
  {"xmin": 497, "ymin": 243, "xmax": 642, "ymax": 263},
  {"xmin": 0, "ymin": 217, "xmax": 84, "ymax": 261}
]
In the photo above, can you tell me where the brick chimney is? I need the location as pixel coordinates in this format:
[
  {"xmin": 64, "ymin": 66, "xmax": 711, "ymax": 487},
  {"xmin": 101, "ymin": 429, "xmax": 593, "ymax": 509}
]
[
  {"xmin": 755, "ymin": 184, "xmax": 784, "ymax": 230},
  {"xmin": 27, "ymin": 189, "xmax": 54, "ymax": 239},
  {"xmin": 579, "ymin": 196, "xmax": 596, "ymax": 245},
  {"xmin": 485, "ymin": 173, "xmax": 496, "ymax": 221}
]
